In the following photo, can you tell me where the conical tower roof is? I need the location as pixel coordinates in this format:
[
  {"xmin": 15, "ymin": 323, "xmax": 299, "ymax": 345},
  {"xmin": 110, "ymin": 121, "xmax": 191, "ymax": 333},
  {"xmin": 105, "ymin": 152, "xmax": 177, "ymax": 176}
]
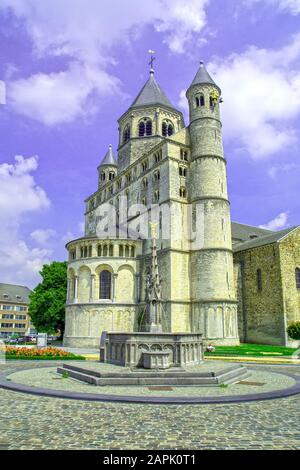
[
  {"xmin": 188, "ymin": 61, "xmax": 221, "ymax": 93},
  {"xmin": 130, "ymin": 70, "xmax": 178, "ymax": 111},
  {"xmin": 100, "ymin": 144, "xmax": 117, "ymax": 167}
]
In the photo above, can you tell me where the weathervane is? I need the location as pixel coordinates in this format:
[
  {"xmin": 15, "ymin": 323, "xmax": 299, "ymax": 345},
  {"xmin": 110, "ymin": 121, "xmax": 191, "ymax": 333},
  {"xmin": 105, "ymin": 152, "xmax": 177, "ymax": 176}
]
[{"xmin": 148, "ymin": 50, "xmax": 156, "ymax": 72}]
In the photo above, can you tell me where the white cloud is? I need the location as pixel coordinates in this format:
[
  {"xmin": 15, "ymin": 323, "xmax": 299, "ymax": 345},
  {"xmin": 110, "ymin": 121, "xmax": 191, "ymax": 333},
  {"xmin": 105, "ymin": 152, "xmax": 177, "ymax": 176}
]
[
  {"xmin": 259, "ymin": 212, "xmax": 289, "ymax": 230},
  {"xmin": 1, "ymin": 0, "xmax": 210, "ymax": 125},
  {"xmin": 0, "ymin": 155, "xmax": 52, "ymax": 287},
  {"xmin": 246, "ymin": 0, "xmax": 300, "ymax": 14},
  {"xmin": 9, "ymin": 62, "xmax": 122, "ymax": 126},
  {"xmin": 30, "ymin": 229, "xmax": 56, "ymax": 246},
  {"xmin": 205, "ymin": 34, "xmax": 300, "ymax": 158},
  {"xmin": 268, "ymin": 162, "xmax": 300, "ymax": 179}
]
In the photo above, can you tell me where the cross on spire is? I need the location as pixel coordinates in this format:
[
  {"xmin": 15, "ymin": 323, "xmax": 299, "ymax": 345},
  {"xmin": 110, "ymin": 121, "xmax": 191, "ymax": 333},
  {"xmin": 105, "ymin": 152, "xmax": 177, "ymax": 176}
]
[{"xmin": 148, "ymin": 50, "xmax": 156, "ymax": 73}]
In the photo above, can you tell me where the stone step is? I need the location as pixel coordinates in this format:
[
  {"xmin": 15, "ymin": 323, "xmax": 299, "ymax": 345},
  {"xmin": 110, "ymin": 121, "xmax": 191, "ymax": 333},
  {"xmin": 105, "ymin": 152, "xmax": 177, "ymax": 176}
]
[
  {"xmin": 57, "ymin": 367, "xmax": 98, "ymax": 385},
  {"xmin": 61, "ymin": 363, "xmax": 244, "ymax": 379},
  {"xmin": 58, "ymin": 364, "xmax": 249, "ymax": 387}
]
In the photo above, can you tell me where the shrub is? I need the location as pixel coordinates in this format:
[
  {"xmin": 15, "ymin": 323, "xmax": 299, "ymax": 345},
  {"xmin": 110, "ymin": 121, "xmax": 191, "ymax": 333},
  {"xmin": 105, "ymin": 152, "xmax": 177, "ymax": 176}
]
[{"xmin": 287, "ymin": 321, "xmax": 300, "ymax": 341}]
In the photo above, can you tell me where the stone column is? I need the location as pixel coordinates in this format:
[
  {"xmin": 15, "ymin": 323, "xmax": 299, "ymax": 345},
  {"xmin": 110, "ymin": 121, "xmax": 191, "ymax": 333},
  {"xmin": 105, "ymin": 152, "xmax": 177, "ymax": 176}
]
[
  {"xmin": 74, "ymin": 275, "xmax": 79, "ymax": 303},
  {"xmin": 66, "ymin": 278, "xmax": 71, "ymax": 303},
  {"xmin": 112, "ymin": 273, "xmax": 118, "ymax": 302},
  {"xmin": 90, "ymin": 274, "xmax": 96, "ymax": 303},
  {"xmin": 135, "ymin": 274, "xmax": 140, "ymax": 303},
  {"xmin": 91, "ymin": 243, "xmax": 97, "ymax": 258}
]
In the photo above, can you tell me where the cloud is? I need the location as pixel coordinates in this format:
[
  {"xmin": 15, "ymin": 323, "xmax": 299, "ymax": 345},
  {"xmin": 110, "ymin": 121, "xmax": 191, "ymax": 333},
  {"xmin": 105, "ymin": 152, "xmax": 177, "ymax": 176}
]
[
  {"xmin": 0, "ymin": 155, "xmax": 52, "ymax": 286},
  {"xmin": 268, "ymin": 162, "xmax": 300, "ymax": 179},
  {"xmin": 1, "ymin": 0, "xmax": 210, "ymax": 125},
  {"xmin": 8, "ymin": 62, "xmax": 122, "ymax": 126},
  {"xmin": 245, "ymin": 0, "xmax": 300, "ymax": 15},
  {"xmin": 205, "ymin": 34, "xmax": 300, "ymax": 158},
  {"xmin": 30, "ymin": 229, "xmax": 56, "ymax": 246},
  {"xmin": 259, "ymin": 212, "xmax": 289, "ymax": 230}
]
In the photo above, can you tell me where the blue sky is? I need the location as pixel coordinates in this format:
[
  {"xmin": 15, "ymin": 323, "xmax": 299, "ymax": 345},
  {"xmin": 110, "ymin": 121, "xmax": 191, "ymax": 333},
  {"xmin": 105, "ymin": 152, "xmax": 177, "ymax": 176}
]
[{"xmin": 0, "ymin": 0, "xmax": 300, "ymax": 287}]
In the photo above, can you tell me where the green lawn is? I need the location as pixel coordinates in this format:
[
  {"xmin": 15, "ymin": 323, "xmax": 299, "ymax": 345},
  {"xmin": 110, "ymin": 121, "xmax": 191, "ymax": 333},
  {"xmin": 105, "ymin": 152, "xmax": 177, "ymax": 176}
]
[{"xmin": 204, "ymin": 343, "xmax": 298, "ymax": 357}]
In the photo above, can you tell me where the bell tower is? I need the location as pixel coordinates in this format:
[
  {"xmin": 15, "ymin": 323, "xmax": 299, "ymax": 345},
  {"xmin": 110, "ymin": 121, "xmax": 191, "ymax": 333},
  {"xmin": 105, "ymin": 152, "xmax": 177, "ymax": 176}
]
[{"xmin": 186, "ymin": 61, "xmax": 239, "ymax": 345}]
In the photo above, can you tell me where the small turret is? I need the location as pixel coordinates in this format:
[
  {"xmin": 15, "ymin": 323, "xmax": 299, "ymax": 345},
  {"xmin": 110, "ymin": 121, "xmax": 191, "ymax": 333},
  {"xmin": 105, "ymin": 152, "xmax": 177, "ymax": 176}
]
[
  {"xmin": 186, "ymin": 61, "xmax": 222, "ymax": 128},
  {"xmin": 97, "ymin": 144, "xmax": 117, "ymax": 187}
]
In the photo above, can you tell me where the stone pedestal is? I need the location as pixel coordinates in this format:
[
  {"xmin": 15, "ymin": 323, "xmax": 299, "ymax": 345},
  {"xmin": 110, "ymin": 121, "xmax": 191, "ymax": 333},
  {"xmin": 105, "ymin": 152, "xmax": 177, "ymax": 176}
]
[
  {"xmin": 103, "ymin": 332, "xmax": 203, "ymax": 368},
  {"xmin": 142, "ymin": 351, "xmax": 170, "ymax": 369}
]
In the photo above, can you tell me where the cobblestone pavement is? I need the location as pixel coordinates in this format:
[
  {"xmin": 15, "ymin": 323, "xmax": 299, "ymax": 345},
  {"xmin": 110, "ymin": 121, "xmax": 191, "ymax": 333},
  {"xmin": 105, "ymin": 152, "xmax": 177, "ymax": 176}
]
[{"xmin": 0, "ymin": 361, "xmax": 299, "ymax": 450}]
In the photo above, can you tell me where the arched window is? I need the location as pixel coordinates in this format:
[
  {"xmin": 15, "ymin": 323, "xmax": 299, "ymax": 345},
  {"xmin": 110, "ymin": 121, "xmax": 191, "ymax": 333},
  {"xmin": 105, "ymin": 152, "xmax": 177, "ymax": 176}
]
[
  {"xmin": 146, "ymin": 120, "xmax": 152, "ymax": 136},
  {"xmin": 99, "ymin": 270, "xmax": 111, "ymax": 299},
  {"xmin": 109, "ymin": 171, "xmax": 115, "ymax": 181},
  {"xmin": 179, "ymin": 166, "xmax": 187, "ymax": 177},
  {"xmin": 101, "ymin": 172, "xmax": 106, "ymax": 181},
  {"xmin": 139, "ymin": 119, "xmax": 152, "ymax": 137},
  {"xmin": 98, "ymin": 245, "xmax": 102, "ymax": 257},
  {"xmin": 179, "ymin": 187, "xmax": 186, "ymax": 198},
  {"xmin": 257, "ymin": 269, "xmax": 262, "ymax": 292},
  {"xmin": 196, "ymin": 94, "xmax": 205, "ymax": 107},
  {"xmin": 154, "ymin": 170, "xmax": 160, "ymax": 181},
  {"xmin": 296, "ymin": 268, "xmax": 300, "ymax": 289},
  {"xmin": 209, "ymin": 95, "xmax": 214, "ymax": 108},
  {"xmin": 139, "ymin": 121, "xmax": 145, "ymax": 137},
  {"xmin": 103, "ymin": 245, "xmax": 108, "ymax": 257},
  {"xmin": 142, "ymin": 177, "xmax": 148, "ymax": 189},
  {"xmin": 162, "ymin": 121, "xmax": 174, "ymax": 137},
  {"xmin": 119, "ymin": 245, "xmax": 124, "ymax": 257},
  {"xmin": 123, "ymin": 124, "xmax": 130, "ymax": 143},
  {"xmin": 109, "ymin": 245, "xmax": 113, "ymax": 257}
]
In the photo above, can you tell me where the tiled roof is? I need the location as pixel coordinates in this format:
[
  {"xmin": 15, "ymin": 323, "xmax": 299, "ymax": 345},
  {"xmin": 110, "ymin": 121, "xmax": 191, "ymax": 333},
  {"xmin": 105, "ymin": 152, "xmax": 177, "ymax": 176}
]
[
  {"xmin": 232, "ymin": 226, "xmax": 298, "ymax": 253},
  {"xmin": 0, "ymin": 283, "xmax": 31, "ymax": 304},
  {"xmin": 130, "ymin": 72, "xmax": 177, "ymax": 110}
]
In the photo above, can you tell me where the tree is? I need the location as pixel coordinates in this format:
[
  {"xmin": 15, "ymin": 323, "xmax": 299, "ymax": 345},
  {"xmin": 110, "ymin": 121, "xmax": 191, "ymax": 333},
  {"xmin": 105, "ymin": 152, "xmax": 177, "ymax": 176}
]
[
  {"xmin": 287, "ymin": 321, "xmax": 300, "ymax": 341},
  {"xmin": 29, "ymin": 261, "xmax": 67, "ymax": 339}
]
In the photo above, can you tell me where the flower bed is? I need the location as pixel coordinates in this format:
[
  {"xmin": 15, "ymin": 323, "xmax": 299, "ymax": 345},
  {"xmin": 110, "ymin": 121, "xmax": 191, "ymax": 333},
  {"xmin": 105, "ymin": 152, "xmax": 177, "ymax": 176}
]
[{"xmin": 5, "ymin": 346, "xmax": 85, "ymax": 360}]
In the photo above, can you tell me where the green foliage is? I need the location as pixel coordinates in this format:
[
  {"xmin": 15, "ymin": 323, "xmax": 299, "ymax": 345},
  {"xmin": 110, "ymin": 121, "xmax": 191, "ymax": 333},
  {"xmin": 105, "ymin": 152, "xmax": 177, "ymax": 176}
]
[
  {"xmin": 219, "ymin": 383, "xmax": 228, "ymax": 388},
  {"xmin": 29, "ymin": 261, "xmax": 67, "ymax": 338},
  {"xmin": 287, "ymin": 322, "xmax": 300, "ymax": 341},
  {"xmin": 62, "ymin": 371, "xmax": 70, "ymax": 378}
]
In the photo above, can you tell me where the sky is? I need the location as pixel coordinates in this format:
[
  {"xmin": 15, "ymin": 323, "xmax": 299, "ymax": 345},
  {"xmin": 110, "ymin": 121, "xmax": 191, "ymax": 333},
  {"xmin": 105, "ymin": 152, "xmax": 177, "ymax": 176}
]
[{"xmin": 0, "ymin": 0, "xmax": 300, "ymax": 288}]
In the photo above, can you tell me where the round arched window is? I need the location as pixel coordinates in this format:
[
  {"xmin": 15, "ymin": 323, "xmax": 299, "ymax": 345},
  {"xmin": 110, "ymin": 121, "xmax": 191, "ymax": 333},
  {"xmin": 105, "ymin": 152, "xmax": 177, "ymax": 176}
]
[{"xmin": 99, "ymin": 270, "xmax": 111, "ymax": 299}]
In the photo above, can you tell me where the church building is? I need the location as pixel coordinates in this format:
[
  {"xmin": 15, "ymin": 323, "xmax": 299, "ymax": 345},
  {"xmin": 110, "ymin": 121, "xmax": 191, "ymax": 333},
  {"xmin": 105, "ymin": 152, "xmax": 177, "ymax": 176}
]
[{"xmin": 63, "ymin": 60, "xmax": 300, "ymax": 348}]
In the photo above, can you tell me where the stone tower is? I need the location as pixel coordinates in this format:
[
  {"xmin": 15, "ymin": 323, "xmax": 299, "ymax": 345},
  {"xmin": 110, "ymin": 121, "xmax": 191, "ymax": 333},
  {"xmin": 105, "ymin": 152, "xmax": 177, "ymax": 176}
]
[{"xmin": 186, "ymin": 61, "xmax": 239, "ymax": 345}]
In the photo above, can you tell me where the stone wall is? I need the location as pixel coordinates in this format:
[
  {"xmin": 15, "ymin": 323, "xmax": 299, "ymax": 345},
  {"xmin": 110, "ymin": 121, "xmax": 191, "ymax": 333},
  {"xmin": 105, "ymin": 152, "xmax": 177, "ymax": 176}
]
[
  {"xmin": 279, "ymin": 228, "xmax": 300, "ymax": 327},
  {"xmin": 234, "ymin": 244, "xmax": 285, "ymax": 345}
]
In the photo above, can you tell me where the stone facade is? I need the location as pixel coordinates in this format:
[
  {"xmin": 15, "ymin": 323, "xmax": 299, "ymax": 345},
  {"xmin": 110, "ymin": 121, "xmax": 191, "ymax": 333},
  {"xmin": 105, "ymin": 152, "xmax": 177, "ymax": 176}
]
[
  {"xmin": 233, "ymin": 226, "xmax": 300, "ymax": 346},
  {"xmin": 64, "ymin": 62, "xmax": 299, "ymax": 349}
]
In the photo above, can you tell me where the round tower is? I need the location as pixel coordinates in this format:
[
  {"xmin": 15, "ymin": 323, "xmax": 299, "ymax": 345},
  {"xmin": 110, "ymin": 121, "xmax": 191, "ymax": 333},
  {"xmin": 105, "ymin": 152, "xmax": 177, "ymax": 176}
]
[
  {"xmin": 186, "ymin": 61, "xmax": 239, "ymax": 345},
  {"xmin": 97, "ymin": 144, "xmax": 118, "ymax": 188}
]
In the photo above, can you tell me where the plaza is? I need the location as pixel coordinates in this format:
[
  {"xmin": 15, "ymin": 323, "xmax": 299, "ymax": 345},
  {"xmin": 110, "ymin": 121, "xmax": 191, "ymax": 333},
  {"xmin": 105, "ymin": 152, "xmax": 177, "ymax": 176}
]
[{"xmin": 0, "ymin": 359, "xmax": 299, "ymax": 450}]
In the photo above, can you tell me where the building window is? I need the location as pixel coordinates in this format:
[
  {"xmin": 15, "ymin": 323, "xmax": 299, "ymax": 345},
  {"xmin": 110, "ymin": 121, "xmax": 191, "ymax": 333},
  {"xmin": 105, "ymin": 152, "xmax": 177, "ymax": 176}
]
[
  {"xmin": 99, "ymin": 270, "xmax": 111, "ymax": 299},
  {"xmin": 126, "ymin": 172, "xmax": 131, "ymax": 184},
  {"xmin": 154, "ymin": 150, "xmax": 162, "ymax": 163},
  {"xmin": 117, "ymin": 179, "xmax": 122, "ymax": 190},
  {"xmin": 139, "ymin": 119, "xmax": 152, "ymax": 137},
  {"xmin": 101, "ymin": 172, "xmax": 106, "ymax": 182},
  {"xmin": 296, "ymin": 268, "xmax": 300, "ymax": 289},
  {"xmin": 109, "ymin": 172, "xmax": 115, "ymax": 181},
  {"xmin": 154, "ymin": 190, "xmax": 160, "ymax": 203},
  {"xmin": 15, "ymin": 315, "xmax": 26, "ymax": 320},
  {"xmin": 180, "ymin": 149, "xmax": 188, "ymax": 161},
  {"xmin": 179, "ymin": 166, "xmax": 187, "ymax": 177},
  {"xmin": 2, "ymin": 305, "xmax": 14, "ymax": 311},
  {"xmin": 2, "ymin": 314, "xmax": 14, "ymax": 319},
  {"xmin": 142, "ymin": 177, "xmax": 148, "ymax": 189},
  {"xmin": 142, "ymin": 196, "xmax": 147, "ymax": 206},
  {"xmin": 154, "ymin": 170, "xmax": 160, "ymax": 181},
  {"xmin": 141, "ymin": 160, "xmax": 148, "ymax": 172},
  {"xmin": 257, "ymin": 269, "xmax": 262, "ymax": 292},
  {"xmin": 162, "ymin": 121, "xmax": 174, "ymax": 137},
  {"xmin": 179, "ymin": 187, "xmax": 186, "ymax": 198},
  {"xmin": 196, "ymin": 94, "xmax": 205, "ymax": 107},
  {"xmin": 123, "ymin": 124, "xmax": 130, "ymax": 143}
]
